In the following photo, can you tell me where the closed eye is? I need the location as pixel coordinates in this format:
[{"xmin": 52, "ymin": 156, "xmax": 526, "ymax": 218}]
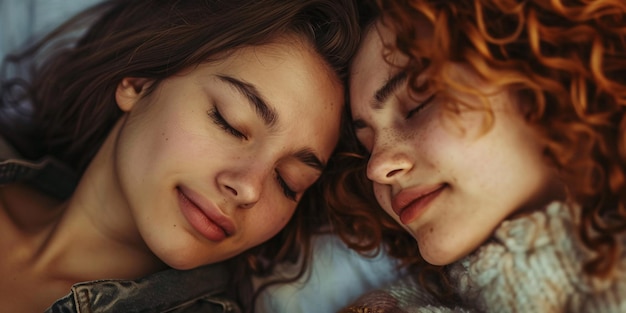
[
  {"xmin": 276, "ymin": 171, "xmax": 297, "ymax": 201},
  {"xmin": 207, "ymin": 108, "xmax": 247, "ymax": 140},
  {"xmin": 406, "ymin": 93, "xmax": 436, "ymax": 119}
]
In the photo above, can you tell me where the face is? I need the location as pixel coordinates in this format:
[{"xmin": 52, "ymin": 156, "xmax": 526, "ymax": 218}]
[
  {"xmin": 112, "ymin": 38, "xmax": 343, "ymax": 269},
  {"xmin": 350, "ymin": 23, "xmax": 561, "ymax": 265}
]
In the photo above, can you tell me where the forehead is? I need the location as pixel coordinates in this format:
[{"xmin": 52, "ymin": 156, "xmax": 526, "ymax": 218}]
[
  {"xmin": 349, "ymin": 24, "xmax": 406, "ymax": 111},
  {"xmin": 210, "ymin": 39, "xmax": 342, "ymax": 110},
  {"xmin": 219, "ymin": 40, "xmax": 344, "ymax": 156},
  {"xmin": 349, "ymin": 19, "xmax": 434, "ymax": 113}
]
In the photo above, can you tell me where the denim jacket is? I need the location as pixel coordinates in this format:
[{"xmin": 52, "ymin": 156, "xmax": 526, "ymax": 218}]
[{"xmin": 0, "ymin": 152, "xmax": 241, "ymax": 313}]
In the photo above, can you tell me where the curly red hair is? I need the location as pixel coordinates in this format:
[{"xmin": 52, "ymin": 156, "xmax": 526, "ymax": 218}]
[{"xmin": 328, "ymin": 0, "xmax": 626, "ymax": 297}]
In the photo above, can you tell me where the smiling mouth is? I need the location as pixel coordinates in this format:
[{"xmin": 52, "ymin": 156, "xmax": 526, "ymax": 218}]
[
  {"xmin": 393, "ymin": 184, "xmax": 447, "ymax": 225},
  {"xmin": 176, "ymin": 187, "xmax": 234, "ymax": 241}
]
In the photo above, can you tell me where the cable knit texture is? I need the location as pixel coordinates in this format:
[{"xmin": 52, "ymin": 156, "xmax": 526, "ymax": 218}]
[{"xmin": 340, "ymin": 202, "xmax": 626, "ymax": 313}]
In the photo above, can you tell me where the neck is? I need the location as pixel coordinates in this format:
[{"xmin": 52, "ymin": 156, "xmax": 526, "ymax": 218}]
[{"xmin": 36, "ymin": 118, "xmax": 167, "ymax": 282}]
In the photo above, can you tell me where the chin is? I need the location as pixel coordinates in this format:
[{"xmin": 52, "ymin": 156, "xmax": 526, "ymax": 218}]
[
  {"xmin": 420, "ymin": 251, "xmax": 457, "ymax": 266},
  {"xmin": 415, "ymin": 225, "xmax": 493, "ymax": 266},
  {"xmin": 162, "ymin": 255, "xmax": 201, "ymax": 270},
  {"xmin": 417, "ymin": 239, "xmax": 472, "ymax": 266},
  {"xmin": 154, "ymin": 245, "xmax": 209, "ymax": 271}
]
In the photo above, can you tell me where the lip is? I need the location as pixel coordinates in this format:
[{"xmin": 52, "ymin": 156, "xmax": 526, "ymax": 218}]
[
  {"xmin": 176, "ymin": 186, "xmax": 236, "ymax": 241},
  {"xmin": 391, "ymin": 184, "xmax": 447, "ymax": 225}
]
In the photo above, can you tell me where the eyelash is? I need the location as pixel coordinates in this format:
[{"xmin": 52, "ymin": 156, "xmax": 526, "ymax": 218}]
[
  {"xmin": 276, "ymin": 170, "xmax": 297, "ymax": 201},
  {"xmin": 406, "ymin": 93, "xmax": 436, "ymax": 119},
  {"xmin": 207, "ymin": 108, "xmax": 247, "ymax": 140},
  {"xmin": 207, "ymin": 108, "xmax": 297, "ymax": 201}
]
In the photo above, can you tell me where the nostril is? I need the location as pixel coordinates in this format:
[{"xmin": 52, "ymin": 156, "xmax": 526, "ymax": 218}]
[
  {"xmin": 240, "ymin": 202, "xmax": 253, "ymax": 209},
  {"xmin": 386, "ymin": 169, "xmax": 402, "ymax": 178},
  {"xmin": 225, "ymin": 185, "xmax": 238, "ymax": 196}
]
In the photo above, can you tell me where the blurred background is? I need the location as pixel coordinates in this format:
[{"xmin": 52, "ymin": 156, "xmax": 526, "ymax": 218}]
[{"xmin": 0, "ymin": 0, "xmax": 101, "ymax": 58}]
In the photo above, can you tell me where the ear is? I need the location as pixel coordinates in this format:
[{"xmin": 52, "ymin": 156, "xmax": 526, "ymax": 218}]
[{"xmin": 115, "ymin": 77, "xmax": 154, "ymax": 112}]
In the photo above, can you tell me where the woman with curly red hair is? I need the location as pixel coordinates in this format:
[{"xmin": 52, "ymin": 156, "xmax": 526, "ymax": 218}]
[
  {"xmin": 332, "ymin": 0, "xmax": 626, "ymax": 311},
  {"xmin": 0, "ymin": 0, "xmax": 360, "ymax": 312}
]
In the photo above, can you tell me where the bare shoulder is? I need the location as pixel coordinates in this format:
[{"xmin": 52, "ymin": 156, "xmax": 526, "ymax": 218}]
[
  {"xmin": 0, "ymin": 183, "xmax": 64, "ymax": 258},
  {"xmin": 0, "ymin": 183, "xmax": 69, "ymax": 311},
  {"xmin": 0, "ymin": 183, "xmax": 63, "ymax": 234}
]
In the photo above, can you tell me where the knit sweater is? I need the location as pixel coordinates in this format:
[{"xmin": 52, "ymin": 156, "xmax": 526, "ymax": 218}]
[{"xmin": 341, "ymin": 202, "xmax": 626, "ymax": 313}]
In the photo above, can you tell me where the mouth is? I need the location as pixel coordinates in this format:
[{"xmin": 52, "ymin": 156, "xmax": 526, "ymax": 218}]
[
  {"xmin": 391, "ymin": 184, "xmax": 447, "ymax": 225},
  {"xmin": 176, "ymin": 186, "xmax": 235, "ymax": 241}
]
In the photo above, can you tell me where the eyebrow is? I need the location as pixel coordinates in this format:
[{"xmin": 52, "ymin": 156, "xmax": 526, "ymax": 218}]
[
  {"xmin": 294, "ymin": 148, "xmax": 326, "ymax": 172},
  {"xmin": 372, "ymin": 70, "xmax": 408, "ymax": 109},
  {"xmin": 216, "ymin": 74, "xmax": 325, "ymax": 172},
  {"xmin": 217, "ymin": 75, "xmax": 277, "ymax": 127},
  {"xmin": 352, "ymin": 70, "xmax": 408, "ymax": 130}
]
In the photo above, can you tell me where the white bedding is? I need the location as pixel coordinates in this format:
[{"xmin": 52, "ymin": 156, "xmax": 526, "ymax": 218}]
[{"xmin": 254, "ymin": 234, "xmax": 400, "ymax": 313}]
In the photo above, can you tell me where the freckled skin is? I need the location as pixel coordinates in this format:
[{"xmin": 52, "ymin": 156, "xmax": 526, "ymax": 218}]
[
  {"xmin": 350, "ymin": 23, "xmax": 563, "ymax": 266},
  {"xmin": 90, "ymin": 38, "xmax": 344, "ymax": 270}
]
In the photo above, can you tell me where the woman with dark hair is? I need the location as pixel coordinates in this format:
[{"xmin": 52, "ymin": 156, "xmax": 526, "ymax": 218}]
[
  {"xmin": 0, "ymin": 0, "xmax": 360, "ymax": 312},
  {"xmin": 331, "ymin": 0, "xmax": 626, "ymax": 311}
]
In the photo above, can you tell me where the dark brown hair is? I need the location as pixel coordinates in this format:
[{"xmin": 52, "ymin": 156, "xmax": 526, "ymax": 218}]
[
  {"xmin": 0, "ymin": 0, "xmax": 360, "ymax": 311},
  {"xmin": 329, "ymin": 0, "xmax": 626, "ymax": 302}
]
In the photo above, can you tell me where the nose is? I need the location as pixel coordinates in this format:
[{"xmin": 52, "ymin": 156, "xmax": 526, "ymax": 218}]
[
  {"xmin": 366, "ymin": 143, "xmax": 413, "ymax": 185},
  {"xmin": 218, "ymin": 167, "xmax": 265, "ymax": 209}
]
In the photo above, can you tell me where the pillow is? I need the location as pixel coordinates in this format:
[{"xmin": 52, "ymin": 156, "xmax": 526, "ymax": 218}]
[
  {"xmin": 254, "ymin": 234, "xmax": 402, "ymax": 313},
  {"xmin": 0, "ymin": 0, "xmax": 102, "ymax": 58}
]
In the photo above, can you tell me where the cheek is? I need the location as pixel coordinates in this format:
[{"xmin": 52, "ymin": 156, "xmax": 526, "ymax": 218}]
[
  {"xmin": 138, "ymin": 129, "xmax": 203, "ymax": 180},
  {"xmin": 373, "ymin": 183, "xmax": 393, "ymax": 214},
  {"xmin": 250, "ymin": 201, "xmax": 296, "ymax": 241},
  {"xmin": 123, "ymin": 109, "xmax": 189, "ymax": 157}
]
